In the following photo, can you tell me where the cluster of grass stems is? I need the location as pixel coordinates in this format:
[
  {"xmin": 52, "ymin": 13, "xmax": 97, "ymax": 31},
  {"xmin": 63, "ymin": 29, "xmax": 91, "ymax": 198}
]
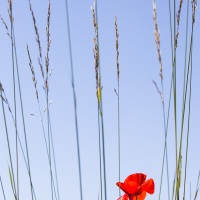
[{"xmin": 0, "ymin": 0, "xmax": 200, "ymax": 200}]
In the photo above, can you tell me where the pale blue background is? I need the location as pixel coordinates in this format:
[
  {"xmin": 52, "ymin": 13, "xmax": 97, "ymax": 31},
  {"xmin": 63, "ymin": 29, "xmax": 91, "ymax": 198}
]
[{"xmin": 0, "ymin": 0, "xmax": 200, "ymax": 200}]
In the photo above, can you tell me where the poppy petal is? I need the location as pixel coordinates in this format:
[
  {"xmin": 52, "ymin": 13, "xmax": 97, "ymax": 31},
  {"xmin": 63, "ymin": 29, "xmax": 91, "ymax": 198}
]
[
  {"xmin": 131, "ymin": 191, "xmax": 146, "ymax": 200},
  {"xmin": 140, "ymin": 178, "xmax": 155, "ymax": 194},
  {"xmin": 124, "ymin": 173, "xmax": 146, "ymax": 186},
  {"xmin": 116, "ymin": 181, "xmax": 138, "ymax": 195},
  {"xmin": 117, "ymin": 194, "xmax": 129, "ymax": 200}
]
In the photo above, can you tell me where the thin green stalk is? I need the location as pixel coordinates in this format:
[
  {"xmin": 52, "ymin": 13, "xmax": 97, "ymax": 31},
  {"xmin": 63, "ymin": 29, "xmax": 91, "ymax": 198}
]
[
  {"xmin": 117, "ymin": 82, "xmax": 120, "ymax": 198},
  {"xmin": 183, "ymin": 44, "xmax": 193, "ymax": 200},
  {"xmin": 182, "ymin": 0, "xmax": 190, "ymax": 94},
  {"xmin": 171, "ymin": 172, "xmax": 176, "ymax": 200},
  {"xmin": 159, "ymin": 88, "xmax": 171, "ymax": 200},
  {"xmin": 64, "ymin": 1, "xmax": 83, "ymax": 200},
  {"xmin": 8, "ymin": 166, "xmax": 17, "ymax": 200},
  {"xmin": 165, "ymin": 128, "xmax": 170, "ymax": 200},
  {"xmin": 12, "ymin": 26, "xmax": 35, "ymax": 200},
  {"xmin": 183, "ymin": 17, "xmax": 195, "ymax": 199},
  {"xmin": 37, "ymin": 99, "xmax": 49, "ymax": 158},
  {"xmin": 1, "ymin": 85, "xmax": 38, "ymax": 199},
  {"xmin": 173, "ymin": 0, "xmax": 178, "ymax": 168},
  {"xmin": 46, "ymin": 93, "xmax": 54, "ymax": 200},
  {"xmin": 171, "ymin": 1, "xmax": 180, "ymax": 199},
  {"xmin": 195, "ymin": 171, "xmax": 200, "ymax": 194},
  {"xmin": 41, "ymin": 109, "xmax": 58, "ymax": 200},
  {"xmin": 167, "ymin": 0, "xmax": 183, "ymax": 199},
  {"xmin": 9, "ymin": 7, "xmax": 19, "ymax": 200},
  {"xmin": 166, "ymin": 2, "xmax": 174, "ymax": 199},
  {"xmin": 194, "ymin": 170, "xmax": 200, "ymax": 200},
  {"xmin": 176, "ymin": 3, "xmax": 196, "ymax": 198},
  {"xmin": 98, "ymin": 104, "xmax": 103, "ymax": 200},
  {"xmin": 0, "ymin": 176, "xmax": 7, "ymax": 200},
  {"xmin": 48, "ymin": 111, "xmax": 60, "ymax": 200},
  {"xmin": 0, "ymin": 89, "xmax": 17, "ymax": 200},
  {"xmin": 165, "ymin": 115, "xmax": 170, "ymax": 200},
  {"xmin": 173, "ymin": 56, "xmax": 178, "ymax": 200},
  {"xmin": 99, "ymin": 100, "xmax": 107, "ymax": 200},
  {"xmin": 158, "ymin": 77, "xmax": 173, "ymax": 200},
  {"xmin": 37, "ymin": 102, "xmax": 59, "ymax": 200},
  {"xmin": 179, "ymin": 0, "xmax": 189, "ymax": 166},
  {"xmin": 174, "ymin": 3, "xmax": 188, "ymax": 198}
]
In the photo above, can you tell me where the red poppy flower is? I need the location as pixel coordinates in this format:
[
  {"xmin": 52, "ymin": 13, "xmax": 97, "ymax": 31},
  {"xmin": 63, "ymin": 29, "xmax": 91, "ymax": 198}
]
[{"xmin": 116, "ymin": 173, "xmax": 155, "ymax": 200}]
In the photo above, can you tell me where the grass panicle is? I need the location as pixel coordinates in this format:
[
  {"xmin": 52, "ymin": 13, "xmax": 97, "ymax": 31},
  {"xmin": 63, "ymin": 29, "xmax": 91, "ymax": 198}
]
[
  {"xmin": 152, "ymin": 0, "xmax": 163, "ymax": 81},
  {"xmin": 91, "ymin": 4, "xmax": 100, "ymax": 100},
  {"xmin": 45, "ymin": 0, "xmax": 51, "ymax": 92},
  {"xmin": 174, "ymin": 0, "xmax": 183, "ymax": 49},
  {"xmin": 28, "ymin": 0, "xmax": 44, "ymax": 78},
  {"xmin": 115, "ymin": 17, "xmax": 120, "ymax": 82}
]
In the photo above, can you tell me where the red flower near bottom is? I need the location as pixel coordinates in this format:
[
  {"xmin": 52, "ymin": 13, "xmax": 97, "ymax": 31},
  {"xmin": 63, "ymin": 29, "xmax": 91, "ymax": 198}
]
[{"xmin": 116, "ymin": 173, "xmax": 155, "ymax": 200}]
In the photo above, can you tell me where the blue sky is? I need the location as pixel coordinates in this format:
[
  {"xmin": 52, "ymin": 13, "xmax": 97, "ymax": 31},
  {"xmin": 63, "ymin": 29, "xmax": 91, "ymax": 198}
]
[{"xmin": 0, "ymin": 0, "xmax": 200, "ymax": 200}]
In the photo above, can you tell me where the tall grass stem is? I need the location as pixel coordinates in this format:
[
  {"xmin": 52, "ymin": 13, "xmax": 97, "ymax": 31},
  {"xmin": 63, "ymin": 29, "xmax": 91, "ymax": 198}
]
[
  {"xmin": 64, "ymin": 1, "xmax": 83, "ymax": 200},
  {"xmin": 95, "ymin": 2, "xmax": 107, "ymax": 199},
  {"xmin": 0, "ymin": 176, "xmax": 6, "ymax": 200}
]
